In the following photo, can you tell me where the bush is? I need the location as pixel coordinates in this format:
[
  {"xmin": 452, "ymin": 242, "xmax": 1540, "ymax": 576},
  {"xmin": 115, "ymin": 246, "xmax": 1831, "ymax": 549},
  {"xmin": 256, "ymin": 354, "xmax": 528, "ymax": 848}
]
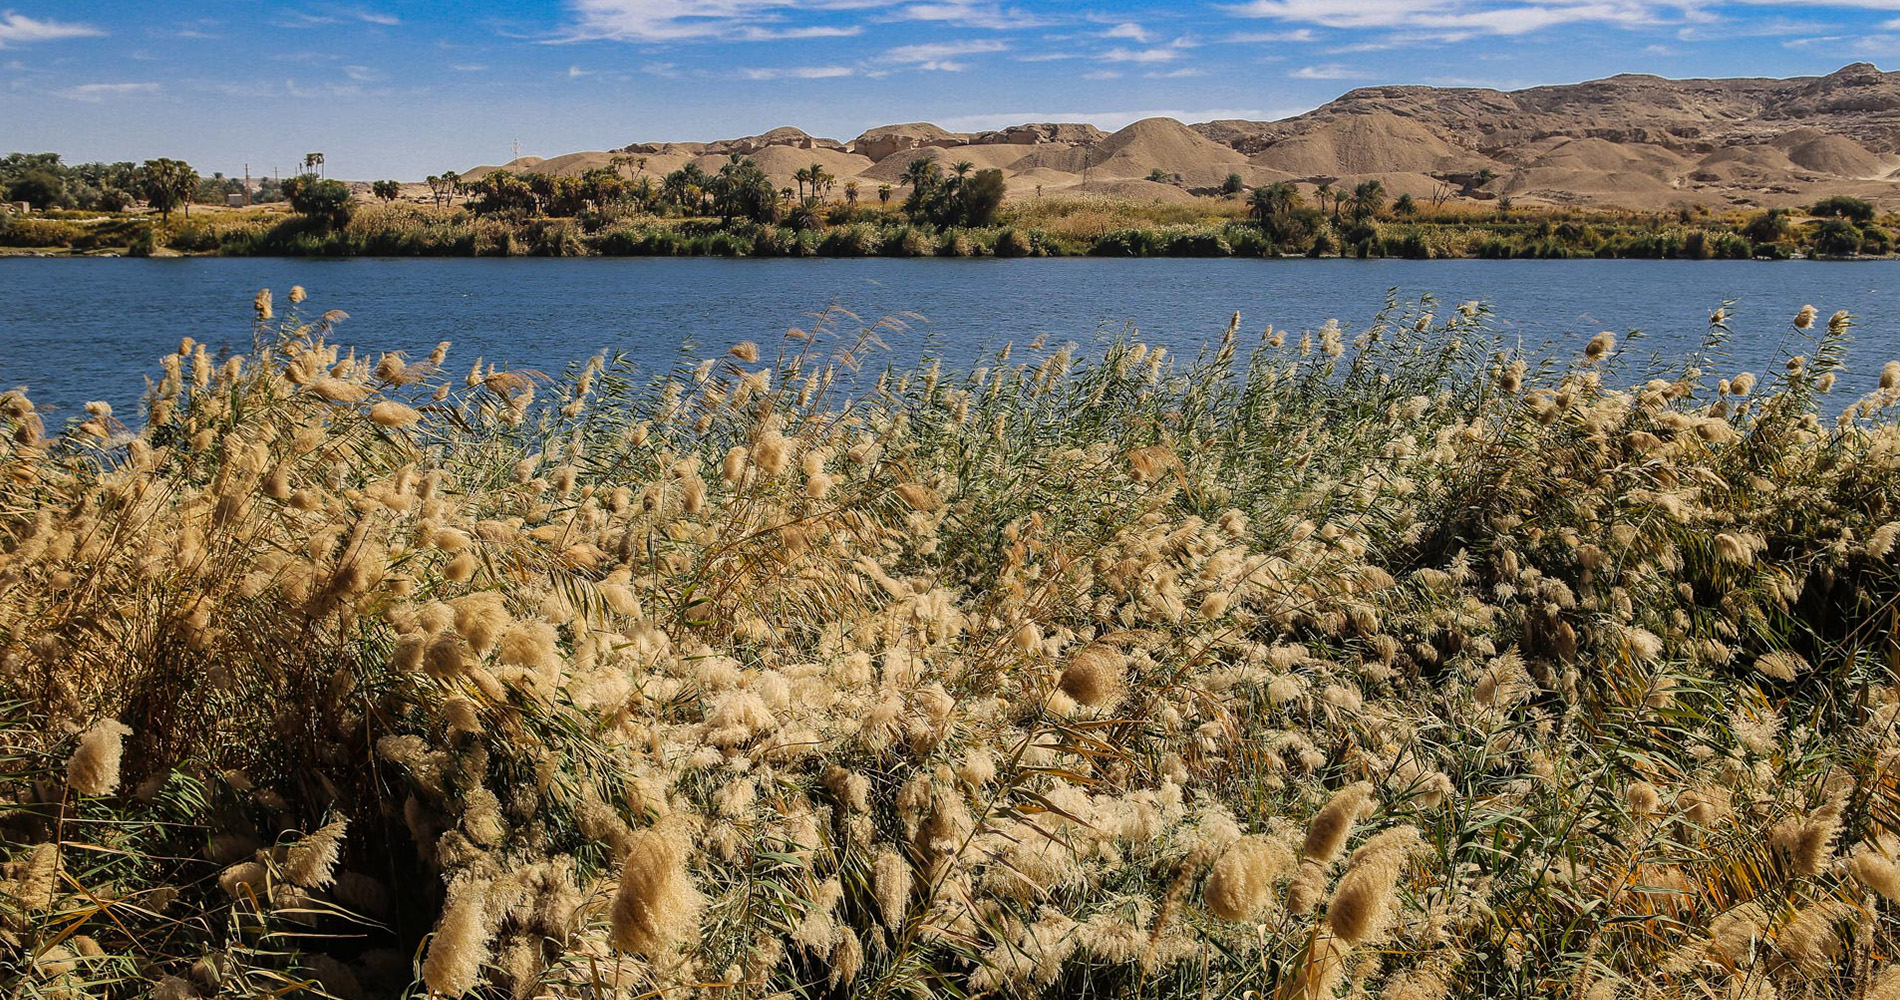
[
  {"xmin": 284, "ymin": 176, "xmax": 356, "ymax": 232},
  {"xmin": 1163, "ymin": 228, "xmax": 1232, "ymax": 257},
  {"xmin": 1385, "ymin": 231, "xmax": 1432, "ymax": 259},
  {"xmin": 0, "ymin": 218, "xmax": 81, "ymax": 247},
  {"xmin": 1810, "ymin": 218, "xmax": 1864, "ymax": 258},
  {"xmin": 1710, "ymin": 233, "xmax": 1753, "ymax": 259},
  {"xmin": 993, "ymin": 227, "xmax": 1035, "ymax": 258},
  {"xmin": 1090, "ymin": 228, "xmax": 1163, "ymax": 257},
  {"xmin": 1809, "ymin": 194, "xmax": 1875, "ymax": 223}
]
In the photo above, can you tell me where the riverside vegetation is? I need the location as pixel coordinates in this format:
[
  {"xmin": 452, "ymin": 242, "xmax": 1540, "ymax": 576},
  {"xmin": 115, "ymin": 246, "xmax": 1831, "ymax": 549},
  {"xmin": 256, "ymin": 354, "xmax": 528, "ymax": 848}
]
[
  {"xmin": 5, "ymin": 150, "xmax": 1898, "ymax": 260},
  {"xmin": 6, "ymin": 292, "xmax": 1900, "ymax": 998}
]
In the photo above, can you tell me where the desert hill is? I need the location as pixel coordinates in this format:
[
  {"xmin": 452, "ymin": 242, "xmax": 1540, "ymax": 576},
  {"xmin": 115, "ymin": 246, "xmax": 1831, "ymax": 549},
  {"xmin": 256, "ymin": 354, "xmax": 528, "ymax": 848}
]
[{"xmin": 459, "ymin": 63, "xmax": 1900, "ymax": 211}]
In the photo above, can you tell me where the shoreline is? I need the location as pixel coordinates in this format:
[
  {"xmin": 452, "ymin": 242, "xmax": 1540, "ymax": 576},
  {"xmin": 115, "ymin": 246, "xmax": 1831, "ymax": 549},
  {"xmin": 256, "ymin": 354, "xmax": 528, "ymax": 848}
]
[{"xmin": 5, "ymin": 246, "xmax": 1895, "ymax": 262}]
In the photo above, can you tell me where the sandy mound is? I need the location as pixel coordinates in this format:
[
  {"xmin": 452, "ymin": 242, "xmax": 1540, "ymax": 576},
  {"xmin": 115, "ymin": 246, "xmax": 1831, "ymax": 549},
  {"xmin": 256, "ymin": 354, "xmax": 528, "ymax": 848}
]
[
  {"xmin": 1524, "ymin": 138, "xmax": 1687, "ymax": 180},
  {"xmin": 1034, "ymin": 176, "xmax": 1202, "ymax": 204},
  {"xmin": 1783, "ymin": 134, "xmax": 1885, "ymax": 176},
  {"xmin": 856, "ymin": 143, "xmax": 1045, "ymax": 183},
  {"xmin": 1699, "ymin": 145, "xmax": 1799, "ymax": 169},
  {"xmin": 531, "ymin": 152, "xmax": 622, "ymax": 175},
  {"xmin": 688, "ymin": 146, "xmax": 873, "ymax": 187},
  {"xmin": 461, "ymin": 156, "xmax": 545, "ymax": 181},
  {"xmin": 1249, "ymin": 113, "xmax": 1466, "ymax": 175},
  {"xmin": 1086, "ymin": 118, "xmax": 1247, "ymax": 186}
]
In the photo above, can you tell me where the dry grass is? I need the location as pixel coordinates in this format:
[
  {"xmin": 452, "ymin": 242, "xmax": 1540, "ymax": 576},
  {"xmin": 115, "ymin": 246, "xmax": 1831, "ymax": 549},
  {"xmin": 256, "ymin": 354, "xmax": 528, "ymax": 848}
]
[{"xmin": 3, "ymin": 296, "xmax": 1900, "ymax": 998}]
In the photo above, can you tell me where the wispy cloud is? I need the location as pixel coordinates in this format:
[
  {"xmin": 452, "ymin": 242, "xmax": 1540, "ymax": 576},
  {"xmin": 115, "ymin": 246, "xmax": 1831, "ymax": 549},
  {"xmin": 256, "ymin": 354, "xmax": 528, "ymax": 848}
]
[
  {"xmin": 0, "ymin": 11, "xmax": 103, "ymax": 47},
  {"xmin": 1102, "ymin": 21, "xmax": 1151, "ymax": 42},
  {"xmin": 1222, "ymin": 0, "xmax": 1683, "ymax": 37},
  {"xmin": 896, "ymin": 2, "xmax": 1056, "ymax": 30},
  {"xmin": 884, "ymin": 37, "xmax": 1007, "ymax": 70},
  {"xmin": 742, "ymin": 64, "xmax": 854, "ymax": 78},
  {"xmin": 278, "ymin": 7, "xmax": 400, "ymax": 29},
  {"xmin": 1220, "ymin": 28, "xmax": 1321, "ymax": 42},
  {"xmin": 561, "ymin": 0, "xmax": 897, "ymax": 42},
  {"xmin": 1102, "ymin": 37, "xmax": 1197, "ymax": 63},
  {"xmin": 935, "ymin": 107, "xmax": 1296, "ymax": 132},
  {"xmin": 57, "ymin": 81, "xmax": 158, "ymax": 101},
  {"xmin": 1290, "ymin": 62, "xmax": 1363, "ymax": 78}
]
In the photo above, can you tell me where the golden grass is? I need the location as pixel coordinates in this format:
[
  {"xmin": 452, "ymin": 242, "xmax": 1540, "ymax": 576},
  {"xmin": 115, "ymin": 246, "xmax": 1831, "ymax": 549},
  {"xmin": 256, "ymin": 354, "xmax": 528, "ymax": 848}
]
[{"xmin": 2, "ymin": 297, "xmax": 1900, "ymax": 998}]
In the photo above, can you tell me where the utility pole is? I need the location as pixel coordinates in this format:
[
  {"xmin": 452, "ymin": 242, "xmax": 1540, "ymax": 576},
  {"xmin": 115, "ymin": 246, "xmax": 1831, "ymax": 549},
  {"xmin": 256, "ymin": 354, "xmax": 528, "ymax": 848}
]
[{"xmin": 513, "ymin": 137, "xmax": 520, "ymax": 159}]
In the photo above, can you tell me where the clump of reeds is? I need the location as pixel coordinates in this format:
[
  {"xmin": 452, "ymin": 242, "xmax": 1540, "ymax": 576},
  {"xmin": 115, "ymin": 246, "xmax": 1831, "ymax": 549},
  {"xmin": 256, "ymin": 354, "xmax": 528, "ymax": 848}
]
[{"xmin": 1, "ymin": 293, "xmax": 1898, "ymax": 999}]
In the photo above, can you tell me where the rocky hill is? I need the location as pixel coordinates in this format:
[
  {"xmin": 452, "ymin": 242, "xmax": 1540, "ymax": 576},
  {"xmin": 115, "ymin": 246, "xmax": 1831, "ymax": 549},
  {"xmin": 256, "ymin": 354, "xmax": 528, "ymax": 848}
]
[{"xmin": 461, "ymin": 64, "xmax": 1900, "ymax": 211}]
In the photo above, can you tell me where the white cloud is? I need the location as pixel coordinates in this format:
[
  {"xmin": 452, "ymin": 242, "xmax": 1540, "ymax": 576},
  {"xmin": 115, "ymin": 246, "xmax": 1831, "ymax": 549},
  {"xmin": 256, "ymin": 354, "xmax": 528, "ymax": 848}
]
[
  {"xmin": 0, "ymin": 11, "xmax": 102, "ymax": 47},
  {"xmin": 558, "ymin": 0, "xmax": 1055, "ymax": 42},
  {"xmin": 562, "ymin": 0, "xmax": 897, "ymax": 42},
  {"xmin": 1221, "ymin": 0, "xmax": 1900, "ymax": 38},
  {"xmin": 897, "ymin": 2, "xmax": 1055, "ymax": 29},
  {"xmin": 342, "ymin": 64, "xmax": 384, "ymax": 82},
  {"xmin": 1147, "ymin": 67, "xmax": 1208, "ymax": 77},
  {"xmin": 1104, "ymin": 21, "xmax": 1151, "ymax": 41},
  {"xmin": 934, "ymin": 106, "xmax": 1305, "ymax": 132},
  {"xmin": 1082, "ymin": 69, "xmax": 1123, "ymax": 79},
  {"xmin": 1103, "ymin": 42, "xmax": 1190, "ymax": 62},
  {"xmin": 742, "ymin": 64, "xmax": 855, "ymax": 77},
  {"xmin": 58, "ymin": 81, "xmax": 159, "ymax": 101},
  {"xmin": 1220, "ymin": 28, "xmax": 1320, "ymax": 41},
  {"xmin": 1221, "ymin": 0, "xmax": 1676, "ymax": 36},
  {"xmin": 885, "ymin": 38, "xmax": 1007, "ymax": 69},
  {"xmin": 735, "ymin": 23, "xmax": 863, "ymax": 38},
  {"xmin": 1290, "ymin": 62, "xmax": 1363, "ymax": 77}
]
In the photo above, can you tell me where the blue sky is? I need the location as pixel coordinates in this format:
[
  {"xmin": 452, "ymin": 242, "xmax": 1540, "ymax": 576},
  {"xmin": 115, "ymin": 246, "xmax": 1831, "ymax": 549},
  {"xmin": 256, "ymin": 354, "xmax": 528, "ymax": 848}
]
[{"xmin": 4, "ymin": 1, "xmax": 1899, "ymax": 179}]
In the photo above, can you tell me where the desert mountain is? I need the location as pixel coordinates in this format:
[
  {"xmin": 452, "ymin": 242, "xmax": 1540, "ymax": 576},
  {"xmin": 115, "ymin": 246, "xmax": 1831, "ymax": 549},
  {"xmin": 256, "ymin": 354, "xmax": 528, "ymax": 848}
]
[{"xmin": 462, "ymin": 63, "xmax": 1900, "ymax": 211}]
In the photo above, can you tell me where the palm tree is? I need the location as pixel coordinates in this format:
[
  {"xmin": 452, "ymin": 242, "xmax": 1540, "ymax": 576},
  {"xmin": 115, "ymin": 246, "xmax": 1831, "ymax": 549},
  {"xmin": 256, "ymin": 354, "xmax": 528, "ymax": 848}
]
[
  {"xmin": 1249, "ymin": 182, "xmax": 1302, "ymax": 238},
  {"xmin": 1349, "ymin": 180, "xmax": 1385, "ymax": 222},
  {"xmin": 902, "ymin": 158, "xmax": 937, "ymax": 191},
  {"xmin": 878, "ymin": 184, "xmax": 893, "ymax": 207},
  {"xmin": 807, "ymin": 163, "xmax": 834, "ymax": 203},
  {"xmin": 844, "ymin": 181, "xmax": 859, "ymax": 208},
  {"xmin": 793, "ymin": 166, "xmax": 811, "ymax": 203}
]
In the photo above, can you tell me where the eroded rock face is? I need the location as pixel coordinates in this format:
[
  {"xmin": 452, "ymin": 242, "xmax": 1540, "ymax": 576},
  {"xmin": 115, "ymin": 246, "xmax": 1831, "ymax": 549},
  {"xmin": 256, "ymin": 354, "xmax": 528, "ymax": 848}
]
[
  {"xmin": 848, "ymin": 124, "xmax": 973, "ymax": 161},
  {"xmin": 1212, "ymin": 63, "xmax": 1900, "ymax": 156}
]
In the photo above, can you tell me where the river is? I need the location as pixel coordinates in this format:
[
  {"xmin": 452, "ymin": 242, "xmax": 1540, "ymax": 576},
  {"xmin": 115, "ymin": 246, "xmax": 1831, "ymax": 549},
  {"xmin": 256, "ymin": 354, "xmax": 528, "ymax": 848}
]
[{"xmin": 3, "ymin": 256, "xmax": 1898, "ymax": 417}]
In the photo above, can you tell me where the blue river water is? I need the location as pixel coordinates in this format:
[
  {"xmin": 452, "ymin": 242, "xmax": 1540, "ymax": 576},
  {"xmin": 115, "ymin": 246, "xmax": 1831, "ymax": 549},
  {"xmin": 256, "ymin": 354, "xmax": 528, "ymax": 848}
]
[{"xmin": 3, "ymin": 256, "xmax": 1898, "ymax": 418}]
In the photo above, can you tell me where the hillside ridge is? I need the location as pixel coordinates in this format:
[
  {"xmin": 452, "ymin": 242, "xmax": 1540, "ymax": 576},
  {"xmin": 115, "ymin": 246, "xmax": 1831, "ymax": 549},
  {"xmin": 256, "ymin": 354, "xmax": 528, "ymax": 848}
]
[{"xmin": 463, "ymin": 64, "xmax": 1900, "ymax": 211}]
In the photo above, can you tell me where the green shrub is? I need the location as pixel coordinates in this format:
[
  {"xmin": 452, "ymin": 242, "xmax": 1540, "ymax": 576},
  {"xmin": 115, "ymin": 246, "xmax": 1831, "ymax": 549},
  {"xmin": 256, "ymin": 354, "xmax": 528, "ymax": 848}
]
[
  {"xmin": 1090, "ymin": 228, "xmax": 1162, "ymax": 257},
  {"xmin": 0, "ymin": 217, "xmax": 81, "ymax": 248}
]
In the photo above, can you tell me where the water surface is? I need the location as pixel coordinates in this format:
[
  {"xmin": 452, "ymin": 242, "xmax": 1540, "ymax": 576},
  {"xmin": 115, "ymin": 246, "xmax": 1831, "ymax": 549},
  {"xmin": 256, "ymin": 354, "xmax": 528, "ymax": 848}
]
[{"xmin": 4, "ymin": 257, "xmax": 1898, "ymax": 417}]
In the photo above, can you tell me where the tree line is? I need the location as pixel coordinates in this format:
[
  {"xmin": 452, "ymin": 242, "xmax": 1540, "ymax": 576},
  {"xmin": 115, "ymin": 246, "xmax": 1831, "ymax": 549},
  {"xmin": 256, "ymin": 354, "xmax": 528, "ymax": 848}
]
[
  {"xmin": 398, "ymin": 154, "xmax": 1005, "ymax": 230},
  {"xmin": 1, "ymin": 153, "xmax": 290, "ymax": 215}
]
